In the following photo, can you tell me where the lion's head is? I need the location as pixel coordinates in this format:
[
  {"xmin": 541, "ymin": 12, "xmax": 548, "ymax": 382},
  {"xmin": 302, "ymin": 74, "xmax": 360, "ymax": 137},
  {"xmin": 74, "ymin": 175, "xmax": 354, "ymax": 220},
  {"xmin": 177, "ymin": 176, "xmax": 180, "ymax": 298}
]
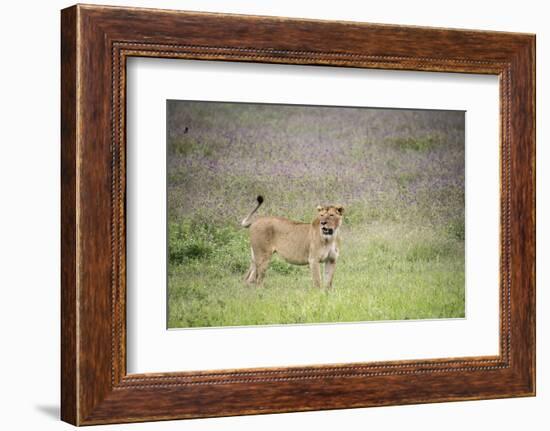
[{"xmin": 316, "ymin": 205, "xmax": 344, "ymax": 238}]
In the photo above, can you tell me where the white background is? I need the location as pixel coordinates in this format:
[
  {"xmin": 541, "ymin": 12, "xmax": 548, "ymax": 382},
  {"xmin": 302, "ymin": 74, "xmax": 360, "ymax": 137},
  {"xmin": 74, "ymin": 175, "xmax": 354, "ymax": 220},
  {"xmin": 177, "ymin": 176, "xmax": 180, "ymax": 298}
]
[
  {"xmin": 127, "ymin": 59, "xmax": 499, "ymax": 373},
  {"xmin": 0, "ymin": 0, "xmax": 547, "ymax": 430}
]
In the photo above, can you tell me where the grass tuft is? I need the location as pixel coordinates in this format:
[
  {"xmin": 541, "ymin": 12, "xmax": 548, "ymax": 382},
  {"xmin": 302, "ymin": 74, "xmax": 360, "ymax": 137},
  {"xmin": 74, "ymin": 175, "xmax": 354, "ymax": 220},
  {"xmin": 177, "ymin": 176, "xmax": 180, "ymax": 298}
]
[{"xmin": 388, "ymin": 133, "xmax": 443, "ymax": 152}]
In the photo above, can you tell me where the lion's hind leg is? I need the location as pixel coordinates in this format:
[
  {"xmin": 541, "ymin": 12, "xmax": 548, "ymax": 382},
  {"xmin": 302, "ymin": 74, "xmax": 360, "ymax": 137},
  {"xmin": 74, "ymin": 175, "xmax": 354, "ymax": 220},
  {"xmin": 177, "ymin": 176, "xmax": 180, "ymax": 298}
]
[
  {"xmin": 245, "ymin": 262, "xmax": 257, "ymax": 284},
  {"xmin": 244, "ymin": 247, "xmax": 258, "ymax": 284},
  {"xmin": 254, "ymin": 256, "xmax": 271, "ymax": 286},
  {"xmin": 249, "ymin": 246, "xmax": 272, "ymax": 286}
]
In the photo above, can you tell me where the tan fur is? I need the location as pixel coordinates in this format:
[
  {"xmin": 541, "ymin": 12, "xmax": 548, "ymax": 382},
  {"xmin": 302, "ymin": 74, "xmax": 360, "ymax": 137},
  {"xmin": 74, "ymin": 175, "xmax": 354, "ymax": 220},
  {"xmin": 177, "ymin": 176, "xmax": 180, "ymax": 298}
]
[{"xmin": 242, "ymin": 199, "xmax": 344, "ymax": 288}]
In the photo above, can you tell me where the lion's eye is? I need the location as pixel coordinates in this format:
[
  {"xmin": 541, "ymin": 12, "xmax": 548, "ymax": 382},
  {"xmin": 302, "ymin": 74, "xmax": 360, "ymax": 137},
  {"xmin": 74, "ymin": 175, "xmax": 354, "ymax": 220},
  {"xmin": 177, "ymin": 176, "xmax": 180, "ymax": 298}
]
[{"xmin": 330, "ymin": 214, "xmax": 334, "ymax": 217}]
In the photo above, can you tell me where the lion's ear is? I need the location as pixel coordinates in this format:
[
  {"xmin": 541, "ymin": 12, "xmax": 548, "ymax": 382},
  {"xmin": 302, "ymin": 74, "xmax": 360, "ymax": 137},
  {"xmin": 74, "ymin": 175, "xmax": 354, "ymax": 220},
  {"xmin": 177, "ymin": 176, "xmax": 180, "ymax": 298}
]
[
  {"xmin": 316, "ymin": 205, "xmax": 324, "ymax": 212},
  {"xmin": 335, "ymin": 205, "xmax": 345, "ymax": 215}
]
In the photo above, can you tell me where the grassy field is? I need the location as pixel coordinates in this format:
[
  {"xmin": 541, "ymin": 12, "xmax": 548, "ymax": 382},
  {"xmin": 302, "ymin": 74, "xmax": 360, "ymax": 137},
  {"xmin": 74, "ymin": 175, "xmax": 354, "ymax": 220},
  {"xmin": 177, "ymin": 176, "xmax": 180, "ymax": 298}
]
[{"xmin": 167, "ymin": 101, "xmax": 465, "ymax": 328}]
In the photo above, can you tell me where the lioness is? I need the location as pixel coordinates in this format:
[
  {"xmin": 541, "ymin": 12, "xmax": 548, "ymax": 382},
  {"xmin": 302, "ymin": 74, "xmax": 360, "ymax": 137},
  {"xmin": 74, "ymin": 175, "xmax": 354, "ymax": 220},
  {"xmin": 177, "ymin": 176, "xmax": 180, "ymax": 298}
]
[{"xmin": 241, "ymin": 196, "xmax": 344, "ymax": 288}]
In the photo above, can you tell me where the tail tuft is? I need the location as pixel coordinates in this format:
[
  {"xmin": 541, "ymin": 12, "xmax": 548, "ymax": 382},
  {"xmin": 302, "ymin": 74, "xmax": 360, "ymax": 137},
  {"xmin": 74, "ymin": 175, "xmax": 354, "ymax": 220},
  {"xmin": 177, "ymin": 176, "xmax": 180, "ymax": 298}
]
[{"xmin": 241, "ymin": 196, "xmax": 265, "ymax": 228}]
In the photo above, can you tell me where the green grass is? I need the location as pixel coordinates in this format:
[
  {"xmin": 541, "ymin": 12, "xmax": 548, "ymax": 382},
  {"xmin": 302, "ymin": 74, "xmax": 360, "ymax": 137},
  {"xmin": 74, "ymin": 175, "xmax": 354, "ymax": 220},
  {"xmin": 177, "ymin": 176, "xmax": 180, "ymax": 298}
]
[
  {"xmin": 387, "ymin": 133, "xmax": 443, "ymax": 152},
  {"xmin": 167, "ymin": 221, "xmax": 465, "ymax": 328}
]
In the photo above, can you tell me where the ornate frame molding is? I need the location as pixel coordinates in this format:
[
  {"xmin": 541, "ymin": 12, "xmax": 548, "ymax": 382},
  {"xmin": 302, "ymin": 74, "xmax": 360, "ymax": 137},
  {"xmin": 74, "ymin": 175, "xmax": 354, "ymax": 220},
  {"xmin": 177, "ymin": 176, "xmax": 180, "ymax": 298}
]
[{"xmin": 61, "ymin": 5, "xmax": 534, "ymax": 425}]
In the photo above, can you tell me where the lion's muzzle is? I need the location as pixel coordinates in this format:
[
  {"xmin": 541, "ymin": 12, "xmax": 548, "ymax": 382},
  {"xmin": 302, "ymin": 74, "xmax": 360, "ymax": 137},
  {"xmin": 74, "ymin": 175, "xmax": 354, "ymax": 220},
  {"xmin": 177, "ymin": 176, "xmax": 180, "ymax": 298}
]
[{"xmin": 321, "ymin": 227, "xmax": 334, "ymax": 235}]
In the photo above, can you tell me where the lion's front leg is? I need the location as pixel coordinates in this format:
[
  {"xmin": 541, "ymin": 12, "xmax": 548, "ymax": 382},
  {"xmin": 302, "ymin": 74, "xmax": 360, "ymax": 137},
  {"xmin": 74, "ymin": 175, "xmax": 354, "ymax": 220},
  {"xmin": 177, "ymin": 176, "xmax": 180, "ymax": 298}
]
[
  {"xmin": 308, "ymin": 258, "xmax": 322, "ymax": 288},
  {"xmin": 324, "ymin": 259, "xmax": 337, "ymax": 289}
]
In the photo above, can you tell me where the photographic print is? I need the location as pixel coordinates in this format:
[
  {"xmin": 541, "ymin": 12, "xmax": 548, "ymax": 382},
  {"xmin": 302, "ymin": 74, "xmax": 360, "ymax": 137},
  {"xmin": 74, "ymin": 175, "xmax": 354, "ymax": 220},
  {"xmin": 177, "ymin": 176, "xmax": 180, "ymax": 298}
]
[{"xmin": 167, "ymin": 100, "xmax": 465, "ymax": 329}]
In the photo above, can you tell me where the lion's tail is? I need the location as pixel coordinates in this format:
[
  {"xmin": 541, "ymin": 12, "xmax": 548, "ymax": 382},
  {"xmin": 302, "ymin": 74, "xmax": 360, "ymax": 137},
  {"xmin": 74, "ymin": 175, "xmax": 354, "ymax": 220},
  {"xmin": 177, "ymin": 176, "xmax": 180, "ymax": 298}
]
[{"xmin": 241, "ymin": 195, "xmax": 264, "ymax": 228}]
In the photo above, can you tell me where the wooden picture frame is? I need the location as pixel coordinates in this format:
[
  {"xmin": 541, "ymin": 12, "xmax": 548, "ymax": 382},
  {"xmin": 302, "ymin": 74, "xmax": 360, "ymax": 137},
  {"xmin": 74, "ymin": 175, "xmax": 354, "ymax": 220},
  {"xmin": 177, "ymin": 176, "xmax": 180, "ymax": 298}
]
[{"xmin": 61, "ymin": 4, "xmax": 535, "ymax": 425}]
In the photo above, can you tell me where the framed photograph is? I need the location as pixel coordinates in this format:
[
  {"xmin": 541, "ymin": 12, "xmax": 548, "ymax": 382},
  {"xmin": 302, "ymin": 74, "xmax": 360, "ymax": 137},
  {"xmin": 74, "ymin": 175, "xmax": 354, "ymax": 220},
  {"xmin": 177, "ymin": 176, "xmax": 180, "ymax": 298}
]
[{"xmin": 61, "ymin": 4, "xmax": 535, "ymax": 425}]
